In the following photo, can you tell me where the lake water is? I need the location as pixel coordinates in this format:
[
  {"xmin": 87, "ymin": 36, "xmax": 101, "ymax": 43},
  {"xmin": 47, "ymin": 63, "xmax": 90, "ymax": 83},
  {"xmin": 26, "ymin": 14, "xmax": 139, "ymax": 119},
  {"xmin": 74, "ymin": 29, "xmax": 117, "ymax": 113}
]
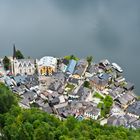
[{"xmin": 0, "ymin": 0, "xmax": 140, "ymax": 95}]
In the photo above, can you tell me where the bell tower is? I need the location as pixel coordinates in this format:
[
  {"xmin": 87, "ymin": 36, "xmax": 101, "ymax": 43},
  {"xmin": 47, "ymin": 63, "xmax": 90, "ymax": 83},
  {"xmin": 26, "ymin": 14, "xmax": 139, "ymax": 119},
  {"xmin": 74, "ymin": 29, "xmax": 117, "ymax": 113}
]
[
  {"xmin": 12, "ymin": 44, "xmax": 16, "ymax": 75},
  {"xmin": 13, "ymin": 44, "xmax": 16, "ymax": 60}
]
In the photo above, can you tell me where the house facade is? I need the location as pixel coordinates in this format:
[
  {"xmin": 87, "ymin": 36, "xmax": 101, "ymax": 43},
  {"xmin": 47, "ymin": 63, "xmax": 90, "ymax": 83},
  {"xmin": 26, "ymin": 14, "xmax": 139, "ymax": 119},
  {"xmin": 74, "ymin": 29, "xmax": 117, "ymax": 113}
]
[
  {"xmin": 60, "ymin": 59, "xmax": 69, "ymax": 73},
  {"xmin": 84, "ymin": 106, "xmax": 100, "ymax": 120},
  {"xmin": 73, "ymin": 59, "xmax": 88, "ymax": 79},
  {"xmin": 89, "ymin": 74, "xmax": 111, "ymax": 91},
  {"xmin": 37, "ymin": 56, "xmax": 57, "ymax": 76},
  {"xmin": 12, "ymin": 58, "xmax": 35, "ymax": 76},
  {"xmin": 115, "ymin": 92, "xmax": 136, "ymax": 109}
]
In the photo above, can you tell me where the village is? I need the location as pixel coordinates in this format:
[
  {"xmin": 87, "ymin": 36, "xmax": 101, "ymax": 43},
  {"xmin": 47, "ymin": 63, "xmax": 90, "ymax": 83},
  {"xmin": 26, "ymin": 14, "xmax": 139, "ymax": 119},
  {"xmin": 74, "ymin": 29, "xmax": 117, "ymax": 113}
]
[{"xmin": 0, "ymin": 46, "xmax": 140, "ymax": 129}]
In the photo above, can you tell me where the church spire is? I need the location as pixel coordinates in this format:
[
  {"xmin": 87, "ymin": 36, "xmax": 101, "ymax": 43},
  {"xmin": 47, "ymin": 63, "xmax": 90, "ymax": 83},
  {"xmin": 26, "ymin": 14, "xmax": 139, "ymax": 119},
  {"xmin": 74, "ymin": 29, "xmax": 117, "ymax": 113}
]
[{"xmin": 13, "ymin": 44, "xmax": 16, "ymax": 59}]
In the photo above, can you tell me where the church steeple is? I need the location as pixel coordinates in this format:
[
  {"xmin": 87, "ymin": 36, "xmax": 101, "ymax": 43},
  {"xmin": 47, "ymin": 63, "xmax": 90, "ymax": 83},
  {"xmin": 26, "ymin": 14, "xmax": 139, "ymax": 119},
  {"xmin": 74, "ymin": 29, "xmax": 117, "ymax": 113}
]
[
  {"xmin": 12, "ymin": 44, "xmax": 17, "ymax": 75},
  {"xmin": 13, "ymin": 44, "xmax": 16, "ymax": 59}
]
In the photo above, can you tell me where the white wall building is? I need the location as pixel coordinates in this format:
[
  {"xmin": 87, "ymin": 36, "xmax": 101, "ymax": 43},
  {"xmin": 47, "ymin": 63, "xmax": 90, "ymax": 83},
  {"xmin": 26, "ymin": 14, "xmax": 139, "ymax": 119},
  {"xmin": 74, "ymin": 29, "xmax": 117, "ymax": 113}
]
[
  {"xmin": 12, "ymin": 59, "xmax": 35, "ymax": 75},
  {"xmin": 37, "ymin": 56, "xmax": 57, "ymax": 75}
]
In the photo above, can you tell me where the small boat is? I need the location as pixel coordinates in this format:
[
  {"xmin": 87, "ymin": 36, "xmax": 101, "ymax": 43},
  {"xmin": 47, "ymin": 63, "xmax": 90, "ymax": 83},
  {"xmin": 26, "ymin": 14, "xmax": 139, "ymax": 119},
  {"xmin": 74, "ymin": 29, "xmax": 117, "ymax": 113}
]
[{"xmin": 112, "ymin": 63, "xmax": 123, "ymax": 73}]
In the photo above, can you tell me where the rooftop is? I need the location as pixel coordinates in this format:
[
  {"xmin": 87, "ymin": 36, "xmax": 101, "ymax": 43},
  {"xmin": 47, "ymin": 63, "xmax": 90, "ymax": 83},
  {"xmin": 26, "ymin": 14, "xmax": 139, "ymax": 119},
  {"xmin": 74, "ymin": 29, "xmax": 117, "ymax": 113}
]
[{"xmin": 38, "ymin": 56, "xmax": 57, "ymax": 68}]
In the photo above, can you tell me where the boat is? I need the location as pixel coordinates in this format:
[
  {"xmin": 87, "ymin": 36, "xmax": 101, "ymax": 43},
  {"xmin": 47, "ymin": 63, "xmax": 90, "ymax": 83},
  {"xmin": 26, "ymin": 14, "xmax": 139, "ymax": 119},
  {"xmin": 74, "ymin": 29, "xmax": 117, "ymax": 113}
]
[{"xmin": 112, "ymin": 63, "xmax": 123, "ymax": 73}]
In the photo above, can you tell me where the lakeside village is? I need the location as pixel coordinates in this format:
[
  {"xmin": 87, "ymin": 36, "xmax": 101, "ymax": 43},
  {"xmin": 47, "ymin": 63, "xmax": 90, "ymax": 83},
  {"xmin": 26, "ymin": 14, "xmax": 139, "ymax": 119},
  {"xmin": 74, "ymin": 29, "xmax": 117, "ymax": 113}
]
[{"xmin": 0, "ymin": 46, "xmax": 140, "ymax": 129}]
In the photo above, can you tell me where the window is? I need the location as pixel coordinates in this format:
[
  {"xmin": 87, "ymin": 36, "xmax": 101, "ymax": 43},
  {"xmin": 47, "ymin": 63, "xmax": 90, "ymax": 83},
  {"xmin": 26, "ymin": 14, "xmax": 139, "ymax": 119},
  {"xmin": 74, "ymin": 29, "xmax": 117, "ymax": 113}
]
[
  {"xmin": 20, "ymin": 69, "xmax": 22, "ymax": 73},
  {"xmin": 41, "ymin": 69, "xmax": 43, "ymax": 74},
  {"xmin": 28, "ymin": 63, "xmax": 32, "ymax": 67},
  {"xmin": 29, "ymin": 69, "xmax": 31, "ymax": 73}
]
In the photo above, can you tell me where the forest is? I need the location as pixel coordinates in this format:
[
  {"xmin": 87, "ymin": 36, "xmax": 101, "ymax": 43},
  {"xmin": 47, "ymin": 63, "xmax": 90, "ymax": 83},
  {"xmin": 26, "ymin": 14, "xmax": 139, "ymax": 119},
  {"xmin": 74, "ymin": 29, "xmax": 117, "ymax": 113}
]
[{"xmin": 0, "ymin": 83, "xmax": 140, "ymax": 140}]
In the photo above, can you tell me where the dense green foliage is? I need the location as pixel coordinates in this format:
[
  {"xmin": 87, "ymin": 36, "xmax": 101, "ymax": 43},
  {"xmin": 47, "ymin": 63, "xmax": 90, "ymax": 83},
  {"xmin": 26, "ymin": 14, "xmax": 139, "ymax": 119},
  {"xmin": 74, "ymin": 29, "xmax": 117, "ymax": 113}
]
[
  {"xmin": 93, "ymin": 92, "xmax": 104, "ymax": 100},
  {"xmin": 1, "ymin": 107, "xmax": 140, "ymax": 140},
  {"xmin": 83, "ymin": 81, "xmax": 91, "ymax": 89},
  {"xmin": 2, "ymin": 56, "xmax": 11, "ymax": 70},
  {"xmin": 0, "ymin": 83, "xmax": 17, "ymax": 114},
  {"xmin": 64, "ymin": 55, "xmax": 79, "ymax": 61},
  {"xmin": 15, "ymin": 50, "xmax": 24, "ymax": 59},
  {"xmin": 98, "ymin": 96, "xmax": 113, "ymax": 117},
  {"xmin": 1, "ymin": 83, "xmax": 140, "ymax": 140},
  {"xmin": 86, "ymin": 56, "xmax": 93, "ymax": 66},
  {"xmin": 65, "ymin": 83, "xmax": 75, "ymax": 93}
]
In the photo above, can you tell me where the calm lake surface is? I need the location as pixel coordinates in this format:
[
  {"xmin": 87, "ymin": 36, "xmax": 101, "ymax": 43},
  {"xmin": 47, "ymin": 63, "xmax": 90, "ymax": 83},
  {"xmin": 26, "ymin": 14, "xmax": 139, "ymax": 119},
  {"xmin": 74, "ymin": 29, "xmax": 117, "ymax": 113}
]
[{"xmin": 0, "ymin": 0, "xmax": 140, "ymax": 95}]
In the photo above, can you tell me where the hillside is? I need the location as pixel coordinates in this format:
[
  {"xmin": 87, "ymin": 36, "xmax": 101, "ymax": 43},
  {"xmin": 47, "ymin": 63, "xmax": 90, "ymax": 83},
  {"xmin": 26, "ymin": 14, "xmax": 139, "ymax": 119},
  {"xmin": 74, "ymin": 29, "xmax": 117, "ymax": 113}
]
[{"xmin": 0, "ymin": 83, "xmax": 140, "ymax": 140}]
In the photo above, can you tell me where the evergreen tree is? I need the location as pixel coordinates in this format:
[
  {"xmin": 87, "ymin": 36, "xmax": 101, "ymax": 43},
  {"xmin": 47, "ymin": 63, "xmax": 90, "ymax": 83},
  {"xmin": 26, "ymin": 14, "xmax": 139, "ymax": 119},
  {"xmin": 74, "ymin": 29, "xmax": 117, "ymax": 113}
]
[
  {"xmin": 86, "ymin": 56, "xmax": 93, "ymax": 66},
  {"xmin": 0, "ymin": 83, "xmax": 17, "ymax": 114},
  {"xmin": 3, "ymin": 56, "xmax": 11, "ymax": 70},
  {"xmin": 15, "ymin": 50, "xmax": 24, "ymax": 59},
  {"xmin": 83, "ymin": 81, "xmax": 91, "ymax": 88}
]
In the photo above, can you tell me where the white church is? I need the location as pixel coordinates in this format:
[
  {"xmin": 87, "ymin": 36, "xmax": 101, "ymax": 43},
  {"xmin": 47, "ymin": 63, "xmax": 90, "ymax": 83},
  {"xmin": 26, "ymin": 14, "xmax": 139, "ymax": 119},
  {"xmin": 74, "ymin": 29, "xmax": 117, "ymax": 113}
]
[{"xmin": 11, "ymin": 45, "xmax": 36, "ymax": 76}]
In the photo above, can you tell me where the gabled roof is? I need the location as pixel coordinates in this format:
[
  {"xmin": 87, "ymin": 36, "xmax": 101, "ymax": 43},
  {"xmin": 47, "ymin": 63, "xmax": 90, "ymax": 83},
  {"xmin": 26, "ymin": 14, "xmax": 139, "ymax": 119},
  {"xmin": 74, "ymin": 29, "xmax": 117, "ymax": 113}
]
[
  {"xmin": 22, "ymin": 91, "xmax": 37, "ymax": 101},
  {"xmin": 108, "ymin": 115, "xmax": 127, "ymax": 127},
  {"xmin": 98, "ymin": 73, "xmax": 111, "ymax": 81},
  {"xmin": 14, "ymin": 75, "xmax": 26, "ymax": 84},
  {"xmin": 89, "ymin": 76, "xmax": 108, "ymax": 87},
  {"xmin": 49, "ymin": 81, "xmax": 61, "ymax": 91},
  {"xmin": 20, "ymin": 98, "xmax": 30, "ymax": 107},
  {"xmin": 127, "ymin": 101, "xmax": 140, "ymax": 116},
  {"xmin": 73, "ymin": 59, "xmax": 88, "ymax": 76},
  {"xmin": 68, "ymin": 77, "xmax": 79, "ymax": 85},
  {"xmin": 49, "ymin": 97, "xmax": 60, "ymax": 106},
  {"xmin": 86, "ymin": 63, "xmax": 96, "ymax": 73},
  {"xmin": 73, "ymin": 69, "xmax": 84, "ymax": 76},
  {"xmin": 99, "ymin": 59, "xmax": 110, "ymax": 67},
  {"xmin": 108, "ymin": 114, "xmax": 138, "ymax": 127},
  {"xmin": 49, "ymin": 72, "xmax": 65, "ymax": 91},
  {"xmin": 77, "ymin": 87, "xmax": 91, "ymax": 101},
  {"xmin": 131, "ymin": 120, "xmax": 140, "ymax": 129},
  {"xmin": 116, "ymin": 92, "xmax": 135, "ymax": 106},
  {"xmin": 84, "ymin": 106, "xmax": 100, "ymax": 116},
  {"xmin": 76, "ymin": 59, "xmax": 88, "ymax": 66},
  {"xmin": 42, "ymin": 105, "xmax": 53, "ymax": 114},
  {"xmin": 16, "ymin": 59, "xmax": 35, "ymax": 67},
  {"xmin": 62, "ymin": 59, "xmax": 69, "ymax": 65},
  {"xmin": 66, "ymin": 59, "xmax": 77, "ymax": 74},
  {"xmin": 53, "ymin": 72, "xmax": 66, "ymax": 83},
  {"xmin": 124, "ymin": 82, "xmax": 134, "ymax": 91}
]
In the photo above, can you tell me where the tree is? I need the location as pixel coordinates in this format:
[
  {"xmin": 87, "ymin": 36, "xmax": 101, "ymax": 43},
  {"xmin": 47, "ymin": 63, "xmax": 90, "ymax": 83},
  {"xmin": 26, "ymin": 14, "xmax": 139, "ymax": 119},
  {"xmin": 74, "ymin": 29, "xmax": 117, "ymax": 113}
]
[
  {"xmin": 15, "ymin": 50, "xmax": 24, "ymax": 59},
  {"xmin": 1, "ymin": 84, "xmax": 140, "ymax": 140},
  {"xmin": 65, "ymin": 116, "xmax": 77, "ymax": 131},
  {"xmin": 86, "ymin": 56, "xmax": 93, "ymax": 66},
  {"xmin": 99, "ymin": 95, "xmax": 113, "ymax": 117},
  {"xmin": 3, "ymin": 56, "xmax": 11, "ymax": 70},
  {"xmin": 2, "ymin": 105, "xmax": 140, "ymax": 140},
  {"xmin": 83, "ymin": 81, "xmax": 91, "ymax": 88},
  {"xmin": 70, "ymin": 55, "xmax": 79, "ymax": 61},
  {"xmin": 70, "ymin": 55, "xmax": 75, "ymax": 60},
  {"xmin": 0, "ymin": 83, "xmax": 17, "ymax": 114},
  {"xmin": 64, "ymin": 55, "xmax": 79, "ymax": 61}
]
